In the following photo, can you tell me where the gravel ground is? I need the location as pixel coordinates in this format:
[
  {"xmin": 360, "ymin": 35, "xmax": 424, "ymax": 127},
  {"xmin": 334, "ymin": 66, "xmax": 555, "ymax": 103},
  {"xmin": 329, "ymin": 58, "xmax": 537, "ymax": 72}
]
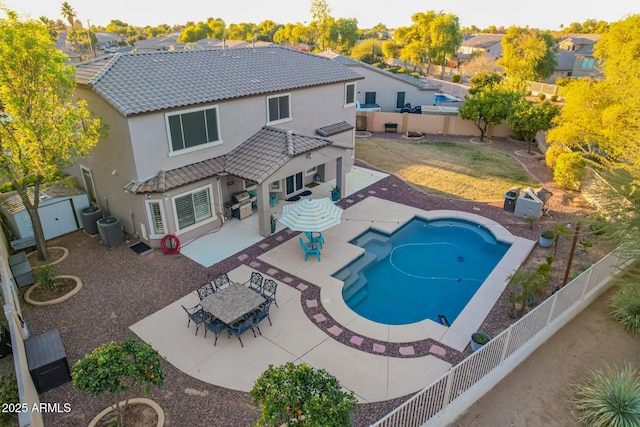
[{"xmin": 18, "ymin": 133, "xmax": 600, "ymax": 427}]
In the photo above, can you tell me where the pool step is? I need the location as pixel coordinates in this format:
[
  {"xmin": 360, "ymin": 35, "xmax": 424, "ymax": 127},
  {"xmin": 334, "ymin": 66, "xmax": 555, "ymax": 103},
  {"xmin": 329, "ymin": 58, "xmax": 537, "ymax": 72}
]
[
  {"xmin": 364, "ymin": 239, "xmax": 392, "ymax": 261},
  {"xmin": 336, "ymin": 251, "xmax": 377, "ymax": 287},
  {"xmin": 351, "ymin": 232, "xmax": 388, "ymax": 248},
  {"xmin": 347, "ymin": 286, "xmax": 368, "ymax": 308},
  {"xmin": 343, "ymin": 275, "xmax": 368, "ymax": 303}
]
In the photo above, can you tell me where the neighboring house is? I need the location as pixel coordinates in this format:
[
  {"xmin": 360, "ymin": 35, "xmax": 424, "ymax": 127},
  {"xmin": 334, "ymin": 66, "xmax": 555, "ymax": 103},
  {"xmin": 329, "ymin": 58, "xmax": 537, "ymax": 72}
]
[
  {"xmin": 318, "ymin": 51, "xmax": 437, "ymax": 111},
  {"xmin": 94, "ymin": 32, "xmax": 124, "ymax": 50},
  {"xmin": 557, "ymin": 34, "xmax": 603, "ymax": 79},
  {"xmin": 457, "ymin": 34, "xmax": 504, "ymax": 61},
  {"xmin": 133, "ymin": 33, "xmax": 181, "ymax": 51},
  {"xmin": 546, "ymin": 49, "xmax": 577, "ymax": 83},
  {"xmin": 71, "ymin": 46, "xmax": 362, "ymax": 246}
]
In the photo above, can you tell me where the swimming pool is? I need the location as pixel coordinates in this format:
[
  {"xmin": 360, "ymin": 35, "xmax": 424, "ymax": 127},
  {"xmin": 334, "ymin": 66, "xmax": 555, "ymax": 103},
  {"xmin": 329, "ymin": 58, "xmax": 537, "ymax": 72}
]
[{"xmin": 336, "ymin": 217, "xmax": 511, "ymax": 325}]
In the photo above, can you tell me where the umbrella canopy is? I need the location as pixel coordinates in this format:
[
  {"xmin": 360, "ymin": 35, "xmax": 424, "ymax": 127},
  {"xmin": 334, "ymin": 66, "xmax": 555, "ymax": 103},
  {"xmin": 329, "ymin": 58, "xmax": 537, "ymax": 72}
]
[{"xmin": 278, "ymin": 198, "xmax": 343, "ymax": 232}]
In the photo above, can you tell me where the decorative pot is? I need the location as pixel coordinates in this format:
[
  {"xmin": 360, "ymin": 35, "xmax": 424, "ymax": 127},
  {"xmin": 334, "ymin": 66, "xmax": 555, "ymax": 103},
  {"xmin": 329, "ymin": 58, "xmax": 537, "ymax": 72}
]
[
  {"xmin": 539, "ymin": 234, "xmax": 554, "ymax": 248},
  {"xmin": 330, "ymin": 189, "xmax": 340, "ymax": 202},
  {"xmin": 470, "ymin": 332, "xmax": 491, "ymax": 352}
]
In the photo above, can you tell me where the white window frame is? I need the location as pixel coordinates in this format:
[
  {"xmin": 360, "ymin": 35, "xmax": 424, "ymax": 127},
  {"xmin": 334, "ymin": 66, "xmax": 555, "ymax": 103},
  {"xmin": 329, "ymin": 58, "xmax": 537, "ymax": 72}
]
[
  {"xmin": 171, "ymin": 184, "xmax": 216, "ymax": 234},
  {"xmin": 344, "ymin": 83, "xmax": 356, "ymax": 107},
  {"xmin": 165, "ymin": 105, "xmax": 222, "ymax": 157},
  {"xmin": 145, "ymin": 199, "xmax": 166, "ymax": 238},
  {"xmin": 80, "ymin": 165, "xmax": 98, "ymax": 205},
  {"xmin": 266, "ymin": 93, "xmax": 292, "ymax": 125}
]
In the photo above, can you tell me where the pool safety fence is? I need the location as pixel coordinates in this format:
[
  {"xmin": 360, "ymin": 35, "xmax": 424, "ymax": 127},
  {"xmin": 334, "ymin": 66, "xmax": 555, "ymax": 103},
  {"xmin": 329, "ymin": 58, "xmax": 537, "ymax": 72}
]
[{"xmin": 371, "ymin": 251, "xmax": 624, "ymax": 427}]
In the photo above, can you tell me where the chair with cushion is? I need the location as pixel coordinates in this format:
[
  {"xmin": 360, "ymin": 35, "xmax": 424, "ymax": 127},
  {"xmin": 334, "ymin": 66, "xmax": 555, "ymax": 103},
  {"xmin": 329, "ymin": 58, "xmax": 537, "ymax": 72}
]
[
  {"xmin": 304, "ymin": 231, "xmax": 324, "ymax": 249},
  {"xmin": 203, "ymin": 314, "xmax": 227, "ymax": 346},
  {"xmin": 213, "ymin": 273, "xmax": 232, "ymax": 290},
  {"xmin": 246, "ymin": 271, "xmax": 263, "ymax": 293},
  {"xmin": 269, "ymin": 192, "xmax": 279, "ymax": 208},
  {"xmin": 262, "ymin": 279, "xmax": 278, "ymax": 307},
  {"xmin": 226, "ymin": 315, "xmax": 257, "ymax": 347},
  {"xmin": 181, "ymin": 304, "xmax": 206, "ymax": 335},
  {"xmin": 251, "ymin": 300, "xmax": 273, "ymax": 335},
  {"xmin": 299, "ymin": 237, "xmax": 321, "ymax": 262},
  {"xmin": 196, "ymin": 282, "xmax": 216, "ymax": 300}
]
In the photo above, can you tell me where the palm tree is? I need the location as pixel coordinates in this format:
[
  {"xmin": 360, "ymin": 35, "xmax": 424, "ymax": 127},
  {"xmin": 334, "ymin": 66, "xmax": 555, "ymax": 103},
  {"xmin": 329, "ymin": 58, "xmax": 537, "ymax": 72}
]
[{"xmin": 60, "ymin": 2, "xmax": 79, "ymax": 53}]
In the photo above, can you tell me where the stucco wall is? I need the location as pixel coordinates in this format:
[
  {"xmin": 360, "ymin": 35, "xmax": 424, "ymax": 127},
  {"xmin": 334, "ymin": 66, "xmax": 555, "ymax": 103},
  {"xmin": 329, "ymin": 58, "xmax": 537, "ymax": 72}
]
[{"xmin": 358, "ymin": 111, "xmax": 511, "ymax": 138}]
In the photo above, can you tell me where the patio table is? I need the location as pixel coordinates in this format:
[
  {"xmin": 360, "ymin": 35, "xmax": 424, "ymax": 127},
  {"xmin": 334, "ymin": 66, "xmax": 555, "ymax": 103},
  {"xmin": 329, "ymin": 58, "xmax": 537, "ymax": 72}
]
[{"xmin": 201, "ymin": 283, "xmax": 265, "ymax": 325}]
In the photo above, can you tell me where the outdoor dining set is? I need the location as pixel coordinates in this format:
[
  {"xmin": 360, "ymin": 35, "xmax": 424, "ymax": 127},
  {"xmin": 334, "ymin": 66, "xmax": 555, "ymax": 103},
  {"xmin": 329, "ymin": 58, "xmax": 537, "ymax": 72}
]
[{"xmin": 181, "ymin": 272, "xmax": 277, "ymax": 347}]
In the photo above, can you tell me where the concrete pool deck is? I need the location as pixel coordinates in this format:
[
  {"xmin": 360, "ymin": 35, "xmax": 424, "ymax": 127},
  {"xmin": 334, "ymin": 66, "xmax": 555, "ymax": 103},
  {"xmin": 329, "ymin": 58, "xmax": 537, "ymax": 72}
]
[{"xmin": 131, "ymin": 197, "xmax": 534, "ymax": 403}]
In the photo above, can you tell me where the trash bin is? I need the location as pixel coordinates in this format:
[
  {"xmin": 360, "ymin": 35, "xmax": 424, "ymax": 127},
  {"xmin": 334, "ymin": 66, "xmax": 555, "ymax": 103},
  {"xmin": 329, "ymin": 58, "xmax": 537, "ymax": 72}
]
[
  {"xmin": 503, "ymin": 186, "xmax": 522, "ymax": 212},
  {"xmin": 80, "ymin": 206, "xmax": 104, "ymax": 235},
  {"xmin": 97, "ymin": 216, "xmax": 123, "ymax": 248}
]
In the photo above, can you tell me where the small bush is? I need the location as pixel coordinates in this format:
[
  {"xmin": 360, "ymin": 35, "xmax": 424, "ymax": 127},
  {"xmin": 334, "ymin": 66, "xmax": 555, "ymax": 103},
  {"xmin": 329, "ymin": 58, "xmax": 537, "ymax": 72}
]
[
  {"xmin": 572, "ymin": 364, "xmax": 640, "ymax": 426},
  {"xmin": 251, "ymin": 362, "xmax": 357, "ymax": 427},
  {"xmin": 452, "ymin": 74, "xmax": 462, "ymax": 83},
  {"xmin": 610, "ymin": 287, "xmax": 640, "ymax": 335},
  {"xmin": 526, "ymin": 90, "xmax": 532, "ymax": 96},
  {"xmin": 545, "ymin": 143, "xmax": 568, "ymax": 168},
  {"xmin": 537, "ymin": 93, "xmax": 546, "ymax": 101},
  {"xmin": 34, "ymin": 264, "xmax": 59, "ymax": 290},
  {"xmin": 554, "ymin": 152, "xmax": 586, "ymax": 190},
  {"xmin": 550, "ymin": 94, "xmax": 558, "ymax": 102},
  {"xmin": 0, "ymin": 373, "xmax": 19, "ymax": 426},
  {"xmin": 589, "ymin": 214, "xmax": 610, "ymax": 236}
]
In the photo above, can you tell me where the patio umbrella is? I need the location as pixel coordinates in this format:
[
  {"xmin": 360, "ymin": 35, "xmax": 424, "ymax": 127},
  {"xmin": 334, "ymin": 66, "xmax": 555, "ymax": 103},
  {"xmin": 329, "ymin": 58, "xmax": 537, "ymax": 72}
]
[{"xmin": 278, "ymin": 198, "xmax": 343, "ymax": 232}]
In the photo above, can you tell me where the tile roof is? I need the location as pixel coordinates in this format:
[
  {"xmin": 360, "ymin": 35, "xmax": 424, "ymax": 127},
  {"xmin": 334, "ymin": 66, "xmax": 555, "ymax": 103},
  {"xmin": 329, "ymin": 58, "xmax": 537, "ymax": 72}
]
[
  {"xmin": 317, "ymin": 51, "xmax": 436, "ymax": 91},
  {"xmin": 556, "ymin": 50, "xmax": 576, "ymax": 71},
  {"xmin": 315, "ymin": 121, "xmax": 354, "ymax": 137},
  {"xmin": 460, "ymin": 34, "xmax": 504, "ymax": 48},
  {"xmin": 123, "ymin": 127, "xmax": 333, "ymax": 193},
  {"xmin": 75, "ymin": 46, "xmax": 363, "ymax": 117}
]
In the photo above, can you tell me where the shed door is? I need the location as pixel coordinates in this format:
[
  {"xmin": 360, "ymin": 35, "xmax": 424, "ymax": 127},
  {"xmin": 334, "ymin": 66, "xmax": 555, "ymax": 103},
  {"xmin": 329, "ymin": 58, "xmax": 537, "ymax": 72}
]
[{"xmin": 39, "ymin": 199, "xmax": 78, "ymax": 240}]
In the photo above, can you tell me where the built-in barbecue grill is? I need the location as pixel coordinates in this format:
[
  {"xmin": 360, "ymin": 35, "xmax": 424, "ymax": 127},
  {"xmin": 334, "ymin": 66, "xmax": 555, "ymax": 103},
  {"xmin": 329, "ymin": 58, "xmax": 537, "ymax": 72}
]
[{"xmin": 226, "ymin": 190, "xmax": 256, "ymax": 220}]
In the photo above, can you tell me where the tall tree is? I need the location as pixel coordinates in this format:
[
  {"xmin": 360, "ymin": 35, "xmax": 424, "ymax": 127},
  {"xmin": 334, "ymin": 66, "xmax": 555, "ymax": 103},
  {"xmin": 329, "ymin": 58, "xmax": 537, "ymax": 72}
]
[
  {"xmin": 350, "ymin": 39, "xmax": 383, "ymax": 64},
  {"xmin": 499, "ymin": 26, "xmax": 558, "ymax": 81},
  {"xmin": 0, "ymin": 10, "xmax": 103, "ymax": 261},
  {"xmin": 60, "ymin": 1, "xmax": 79, "ymax": 53},
  {"xmin": 429, "ymin": 13, "xmax": 463, "ymax": 79}
]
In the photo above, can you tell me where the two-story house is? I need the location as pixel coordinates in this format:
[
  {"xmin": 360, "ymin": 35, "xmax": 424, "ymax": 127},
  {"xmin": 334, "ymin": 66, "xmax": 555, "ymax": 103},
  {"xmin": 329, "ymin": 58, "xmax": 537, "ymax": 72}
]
[
  {"xmin": 457, "ymin": 34, "xmax": 505, "ymax": 62},
  {"xmin": 70, "ymin": 46, "xmax": 363, "ymax": 247},
  {"xmin": 557, "ymin": 34, "xmax": 603, "ymax": 79},
  {"xmin": 318, "ymin": 51, "xmax": 437, "ymax": 112}
]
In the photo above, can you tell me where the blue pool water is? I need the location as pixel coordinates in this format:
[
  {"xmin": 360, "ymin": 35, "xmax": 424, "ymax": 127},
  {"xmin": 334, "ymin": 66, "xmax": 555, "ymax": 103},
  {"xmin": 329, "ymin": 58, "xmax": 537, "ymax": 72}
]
[{"xmin": 336, "ymin": 218, "xmax": 510, "ymax": 325}]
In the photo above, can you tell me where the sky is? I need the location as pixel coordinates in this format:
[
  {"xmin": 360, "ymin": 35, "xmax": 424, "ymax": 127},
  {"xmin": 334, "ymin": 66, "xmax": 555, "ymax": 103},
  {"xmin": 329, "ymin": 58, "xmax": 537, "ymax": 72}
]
[{"xmin": 2, "ymin": 0, "xmax": 637, "ymax": 31}]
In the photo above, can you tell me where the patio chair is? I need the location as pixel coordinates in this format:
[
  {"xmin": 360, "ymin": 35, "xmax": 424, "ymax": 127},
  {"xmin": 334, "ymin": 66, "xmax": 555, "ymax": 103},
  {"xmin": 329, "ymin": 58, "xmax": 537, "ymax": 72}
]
[
  {"xmin": 269, "ymin": 192, "xmax": 279, "ymax": 208},
  {"xmin": 262, "ymin": 279, "xmax": 278, "ymax": 307},
  {"xmin": 203, "ymin": 314, "xmax": 226, "ymax": 346},
  {"xmin": 299, "ymin": 237, "xmax": 321, "ymax": 262},
  {"xmin": 246, "ymin": 271, "xmax": 263, "ymax": 293},
  {"xmin": 304, "ymin": 231, "xmax": 324, "ymax": 249},
  {"xmin": 181, "ymin": 304, "xmax": 206, "ymax": 335},
  {"xmin": 196, "ymin": 282, "xmax": 216, "ymax": 300},
  {"xmin": 251, "ymin": 300, "xmax": 273, "ymax": 335},
  {"xmin": 213, "ymin": 273, "xmax": 232, "ymax": 290},
  {"xmin": 226, "ymin": 315, "xmax": 257, "ymax": 347}
]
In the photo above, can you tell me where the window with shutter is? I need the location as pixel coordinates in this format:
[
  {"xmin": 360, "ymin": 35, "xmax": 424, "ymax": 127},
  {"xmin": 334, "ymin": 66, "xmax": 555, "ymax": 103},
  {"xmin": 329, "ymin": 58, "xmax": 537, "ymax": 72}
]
[
  {"xmin": 146, "ymin": 200, "xmax": 165, "ymax": 237},
  {"xmin": 172, "ymin": 185, "xmax": 214, "ymax": 232}
]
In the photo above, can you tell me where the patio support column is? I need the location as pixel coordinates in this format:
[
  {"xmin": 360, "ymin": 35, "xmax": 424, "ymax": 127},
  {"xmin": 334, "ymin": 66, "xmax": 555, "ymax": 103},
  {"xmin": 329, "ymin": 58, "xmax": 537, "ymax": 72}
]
[
  {"xmin": 335, "ymin": 157, "xmax": 345, "ymax": 199},
  {"xmin": 257, "ymin": 182, "xmax": 270, "ymax": 237}
]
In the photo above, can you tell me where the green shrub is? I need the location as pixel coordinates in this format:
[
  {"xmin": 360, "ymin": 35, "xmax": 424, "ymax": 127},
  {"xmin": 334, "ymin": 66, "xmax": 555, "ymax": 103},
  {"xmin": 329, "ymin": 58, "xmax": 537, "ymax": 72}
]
[
  {"xmin": 251, "ymin": 362, "xmax": 357, "ymax": 427},
  {"xmin": 554, "ymin": 151, "xmax": 586, "ymax": 190},
  {"xmin": 72, "ymin": 338, "xmax": 165, "ymax": 427},
  {"xmin": 452, "ymin": 74, "xmax": 462, "ymax": 83},
  {"xmin": 610, "ymin": 287, "xmax": 640, "ymax": 335},
  {"xmin": 526, "ymin": 90, "xmax": 532, "ymax": 96},
  {"xmin": 35, "ymin": 264, "xmax": 59, "ymax": 290},
  {"xmin": 572, "ymin": 364, "xmax": 640, "ymax": 426},
  {"xmin": 537, "ymin": 93, "xmax": 546, "ymax": 101},
  {"xmin": 589, "ymin": 214, "xmax": 611, "ymax": 236},
  {"xmin": 550, "ymin": 94, "xmax": 558, "ymax": 102},
  {"xmin": 545, "ymin": 143, "xmax": 568, "ymax": 168},
  {"xmin": 0, "ymin": 373, "xmax": 19, "ymax": 426}
]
